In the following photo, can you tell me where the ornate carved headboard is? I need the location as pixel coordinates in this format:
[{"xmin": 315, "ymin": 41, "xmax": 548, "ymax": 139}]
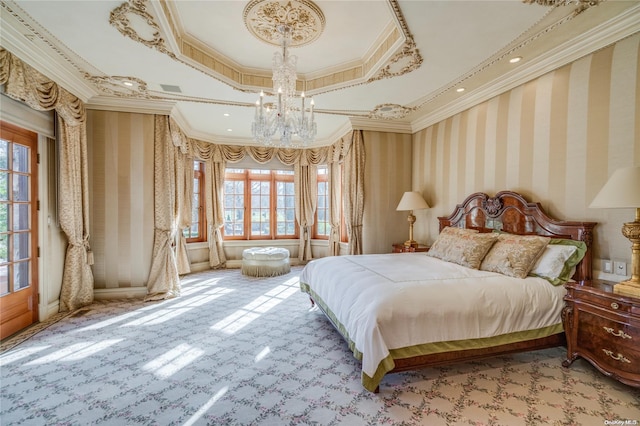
[{"xmin": 438, "ymin": 191, "xmax": 597, "ymax": 282}]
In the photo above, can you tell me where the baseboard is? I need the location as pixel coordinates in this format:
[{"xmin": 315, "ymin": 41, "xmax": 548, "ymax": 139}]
[{"xmin": 94, "ymin": 287, "xmax": 147, "ymax": 300}]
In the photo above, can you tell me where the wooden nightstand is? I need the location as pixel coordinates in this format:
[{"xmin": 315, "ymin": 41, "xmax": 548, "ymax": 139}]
[
  {"xmin": 392, "ymin": 243, "xmax": 430, "ymax": 253},
  {"xmin": 562, "ymin": 280, "xmax": 640, "ymax": 387}
]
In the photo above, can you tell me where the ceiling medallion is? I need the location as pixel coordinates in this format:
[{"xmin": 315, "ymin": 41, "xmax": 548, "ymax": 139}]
[{"xmin": 243, "ymin": 0, "xmax": 325, "ymax": 47}]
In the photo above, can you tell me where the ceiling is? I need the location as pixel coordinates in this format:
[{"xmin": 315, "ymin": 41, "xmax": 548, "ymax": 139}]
[{"xmin": 1, "ymin": 0, "xmax": 639, "ymax": 146}]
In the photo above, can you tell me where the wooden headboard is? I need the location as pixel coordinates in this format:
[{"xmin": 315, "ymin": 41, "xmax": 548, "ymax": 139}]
[{"xmin": 438, "ymin": 191, "xmax": 597, "ymax": 282}]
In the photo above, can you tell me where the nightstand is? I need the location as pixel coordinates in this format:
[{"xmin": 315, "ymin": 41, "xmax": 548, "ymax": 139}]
[
  {"xmin": 392, "ymin": 243, "xmax": 430, "ymax": 253},
  {"xmin": 562, "ymin": 280, "xmax": 640, "ymax": 387}
]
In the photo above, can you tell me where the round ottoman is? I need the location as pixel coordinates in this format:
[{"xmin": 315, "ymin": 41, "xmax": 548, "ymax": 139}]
[{"xmin": 241, "ymin": 247, "xmax": 291, "ymax": 277}]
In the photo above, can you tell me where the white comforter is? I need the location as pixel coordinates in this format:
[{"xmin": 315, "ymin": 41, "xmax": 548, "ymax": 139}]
[{"xmin": 299, "ymin": 253, "xmax": 566, "ymax": 382}]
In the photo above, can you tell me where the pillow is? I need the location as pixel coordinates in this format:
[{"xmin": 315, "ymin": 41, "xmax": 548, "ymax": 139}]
[
  {"xmin": 529, "ymin": 238, "xmax": 587, "ymax": 285},
  {"xmin": 427, "ymin": 227, "xmax": 498, "ymax": 269},
  {"xmin": 479, "ymin": 234, "xmax": 550, "ymax": 279}
]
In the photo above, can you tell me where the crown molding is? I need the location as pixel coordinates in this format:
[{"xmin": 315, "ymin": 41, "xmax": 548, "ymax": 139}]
[
  {"xmin": 350, "ymin": 116, "xmax": 412, "ymax": 134},
  {"xmin": 410, "ymin": 4, "xmax": 640, "ymax": 133},
  {"xmin": 86, "ymin": 96, "xmax": 175, "ymax": 115}
]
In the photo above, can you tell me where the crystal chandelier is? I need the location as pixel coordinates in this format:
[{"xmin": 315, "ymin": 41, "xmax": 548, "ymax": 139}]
[{"xmin": 252, "ymin": 25, "xmax": 317, "ymax": 147}]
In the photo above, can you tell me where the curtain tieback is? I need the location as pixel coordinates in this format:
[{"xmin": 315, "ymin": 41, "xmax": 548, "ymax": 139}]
[{"xmin": 83, "ymin": 236, "xmax": 94, "ymax": 265}]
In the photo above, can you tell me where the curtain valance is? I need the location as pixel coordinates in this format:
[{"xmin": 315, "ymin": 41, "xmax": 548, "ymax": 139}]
[
  {"xmin": 169, "ymin": 118, "xmax": 353, "ymax": 166},
  {"xmin": 0, "ymin": 49, "xmax": 85, "ymax": 125}
]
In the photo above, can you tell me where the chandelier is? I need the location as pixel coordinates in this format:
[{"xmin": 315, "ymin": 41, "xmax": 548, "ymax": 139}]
[{"xmin": 252, "ymin": 25, "xmax": 317, "ymax": 147}]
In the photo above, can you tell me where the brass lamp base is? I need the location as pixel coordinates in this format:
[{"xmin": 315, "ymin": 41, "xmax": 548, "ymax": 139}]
[
  {"xmin": 613, "ymin": 280, "xmax": 640, "ymax": 298},
  {"xmin": 404, "ymin": 240, "xmax": 418, "ymax": 248},
  {"xmin": 613, "ymin": 213, "xmax": 640, "ymax": 299}
]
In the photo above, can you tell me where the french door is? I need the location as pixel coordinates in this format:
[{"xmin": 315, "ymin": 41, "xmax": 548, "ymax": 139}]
[{"xmin": 0, "ymin": 121, "xmax": 39, "ymax": 340}]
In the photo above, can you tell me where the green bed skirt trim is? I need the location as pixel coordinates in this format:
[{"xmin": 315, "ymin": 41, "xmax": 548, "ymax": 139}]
[{"xmin": 300, "ymin": 281, "xmax": 563, "ymax": 392}]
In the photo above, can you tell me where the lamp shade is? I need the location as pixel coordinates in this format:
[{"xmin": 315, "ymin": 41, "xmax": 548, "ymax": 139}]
[
  {"xmin": 396, "ymin": 191, "xmax": 430, "ymax": 211},
  {"xmin": 590, "ymin": 166, "xmax": 640, "ymax": 208}
]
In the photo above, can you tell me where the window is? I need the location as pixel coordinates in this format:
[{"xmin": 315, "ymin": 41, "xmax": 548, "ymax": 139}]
[
  {"xmin": 314, "ymin": 166, "xmax": 330, "ymax": 239},
  {"xmin": 183, "ymin": 161, "xmax": 205, "ymax": 242},
  {"xmin": 223, "ymin": 169, "xmax": 297, "ymax": 240}
]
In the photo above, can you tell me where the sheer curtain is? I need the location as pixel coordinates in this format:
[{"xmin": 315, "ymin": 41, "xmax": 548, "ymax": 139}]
[{"xmin": 0, "ymin": 48, "xmax": 94, "ymax": 312}]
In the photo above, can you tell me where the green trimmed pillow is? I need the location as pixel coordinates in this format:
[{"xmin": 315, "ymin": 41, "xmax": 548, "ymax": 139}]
[
  {"xmin": 480, "ymin": 234, "xmax": 550, "ymax": 279},
  {"xmin": 529, "ymin": 238, "xmax": 587, "ymax": 285}
]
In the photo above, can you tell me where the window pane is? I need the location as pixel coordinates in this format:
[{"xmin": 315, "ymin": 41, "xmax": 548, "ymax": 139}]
[
  {"xmin": 0, "ymin": 234, "xmax": 8, "ymax": 263},
  {"xmin": 0, "ymin": 140, "xmax": 8, "ymax": 170},
  {"xmin": 315, "ymin": 176, "xmax": 329, "ymax": 237},
  {"xmin": 0, "ymin": 203, "xmax": 8, "ymax": 233},
  {"xmin": 13, "ymin": 203, "xmax": 28, "ymax": 231},
  {"xmin": 275, "ymin": 180, "xmax": 295, "ymax": 237},
  {"xmin": 0, "ymin": 172, "xmax": 8, "ymax": 201},
  {"xmin": 14, "ymin": 261, "xmax": 29, "ymax": 290},
  {"xmin": 13, "ymin": 232, "xmax": 29, "ymax": 261},
  {"xmin": 13, "ymin": 174, "xmax": 29, "ymax": 202},
  {"xmin": 0, "ymin": 264, "xmax": 8, "ymax": 295},
  {"xmin": 12, "ymin": 145, "xmax": 29, "ymax": 173},
  {"xmin": 223, "ymin": 177, "xmax": 245, "ymax": 237}
]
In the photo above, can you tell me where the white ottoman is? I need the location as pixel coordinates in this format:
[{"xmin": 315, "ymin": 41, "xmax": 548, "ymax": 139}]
[{"xmin": 241, "ymin": 247, "xmax": 291, "ymax": 277}]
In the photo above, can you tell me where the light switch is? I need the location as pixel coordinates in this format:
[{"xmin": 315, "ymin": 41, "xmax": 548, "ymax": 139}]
[{"xmin": 602, "ymin": 259, "xmax": 612, "ymax": 274}]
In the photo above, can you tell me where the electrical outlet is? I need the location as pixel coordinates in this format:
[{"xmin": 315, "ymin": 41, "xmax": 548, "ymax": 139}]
[
  {"xmin": 602, "ymin": 259, "xmax": 613, "ymax": 274},
  {"xmin": 614, "ymin": 261, "xmax": 627, "ymax": 276}
]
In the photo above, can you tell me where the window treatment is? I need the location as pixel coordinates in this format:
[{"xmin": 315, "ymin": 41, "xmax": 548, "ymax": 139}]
[
  {"xmin": 294, "ymin": 162, "xmax": 317, "ymax": 261},
  {"xmin": 343, "ymin": 130, "xmax": 365, "ymax": 255},
  {"xmin": 204, "ymin": 160, "xmax": 227, "ymax": 268},
  {"xmin": 165, "ymin": 120, "xmax": 361, "ymax": 262},
  {"xmin": 145, "ymin": 116, "xmax": 181, "ymax": 300},
  {"xmin": 327, "ymin": 163, "xmax": 342, "ymax": 256},
  {"xmin": 174, "ymin": 146, "xmax": 193, "ymax": 276},
  {"xmin": 0, "ymin": 48, "xmax": 94, "ymax": 312}
]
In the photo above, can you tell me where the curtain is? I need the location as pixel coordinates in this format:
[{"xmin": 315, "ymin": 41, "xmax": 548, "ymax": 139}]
[
  {"xmin": 174, "ymin": 147, "xmax": 192, "ymax": 275},
  {"xmin": 146, "ymin": 116, "xmax": 180, "ymax": 300},
  {"xmin": 0, "ymin": 48, "xmax": 94, "ymax": 312},
  {"xmin": 204, "ymin": 159, "xmax": 227, "ymax": 268},
  {"xmin": 343, "ymin": 130, "xmax": 365, "ymax": 255},
  {"xmin": 327, "ymin": 161, "xmax": 342, "ymax": 256},
  {"xmin": 294, "ymin": 162, "xmax": 318, "ymax": 261}
]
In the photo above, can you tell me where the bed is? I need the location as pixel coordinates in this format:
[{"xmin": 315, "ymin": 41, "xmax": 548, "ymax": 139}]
[{"xmin": 299, "ymin": 191, "xmax": 596, "ymax": 392}]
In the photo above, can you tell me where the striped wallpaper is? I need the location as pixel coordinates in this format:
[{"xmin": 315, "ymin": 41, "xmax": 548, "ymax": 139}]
[
  {"xmin": 412, "ymin": 33, "xmax": 640, "ymax": 263},
  {"xmin": 87, "ymin": 110, "xmax": 155, "ymax": 290},
  {"xmin": 362, "ymin": 131, "xmax": 413, "ymax": 254}
]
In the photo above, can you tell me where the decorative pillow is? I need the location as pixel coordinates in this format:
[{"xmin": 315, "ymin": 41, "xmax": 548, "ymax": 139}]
[
  {"xmin": 529, "ymin": 239, "xmax": 587, "ymax": 285},
  {"xmin": 480, "ymin": 234, "xmax": 550, "ymax": 279},
  {"xmin": 427, "ymin": 227, "xmax": 498, "ymax": 269}
]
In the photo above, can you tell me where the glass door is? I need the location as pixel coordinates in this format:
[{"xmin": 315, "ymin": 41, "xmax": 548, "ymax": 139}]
[{"xmin": 0, "ymin": 121, "xmax": 38, "ymax": 340}]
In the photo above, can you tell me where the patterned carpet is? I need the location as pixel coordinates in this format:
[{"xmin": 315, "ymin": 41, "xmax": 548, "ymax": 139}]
[{"xmin": 1, "ymin": 267, "xmax": 639, "ymax": 425}]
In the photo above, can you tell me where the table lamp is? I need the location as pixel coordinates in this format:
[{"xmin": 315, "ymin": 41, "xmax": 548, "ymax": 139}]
[
  {"xmin": 589, "ymin": 165, "xmax": 640, "ymax": 297},
  {"xmin": 396, "ymin": 191, "xmax": 430, "ymax": 248}
]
